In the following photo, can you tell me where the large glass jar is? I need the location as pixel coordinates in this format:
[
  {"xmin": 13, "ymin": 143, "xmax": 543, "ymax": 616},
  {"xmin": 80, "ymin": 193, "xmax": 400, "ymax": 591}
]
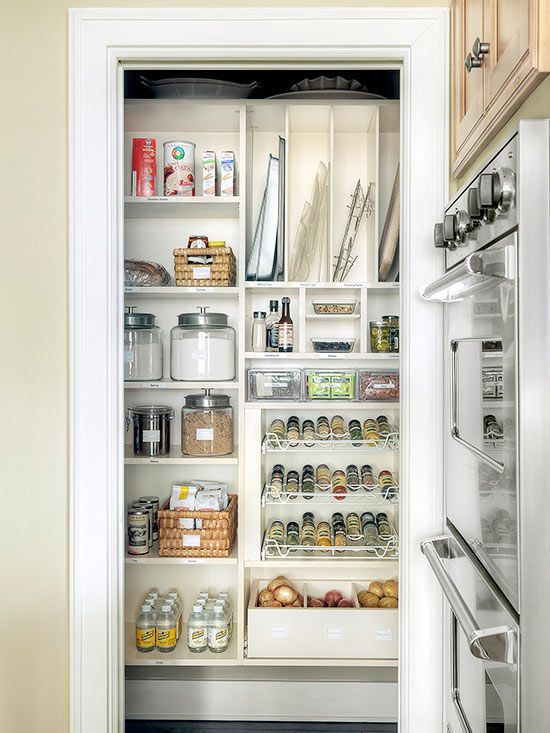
[
  {"xmin": 170, "ymin": 308, "xmax": 236, "ymax": 381},
  {"xmin": 124, "ymin": 309, "xmax": 163, "ymax": 381},
  {"xmin": 181, "ymin": 390, "xmax": 234, "ymax": 456}
]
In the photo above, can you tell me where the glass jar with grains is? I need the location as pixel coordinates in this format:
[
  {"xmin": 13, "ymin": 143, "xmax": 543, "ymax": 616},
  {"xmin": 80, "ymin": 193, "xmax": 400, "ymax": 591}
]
[{"xmin": 181, "ymin": 390, "xmax": 234, "ymax": 456}]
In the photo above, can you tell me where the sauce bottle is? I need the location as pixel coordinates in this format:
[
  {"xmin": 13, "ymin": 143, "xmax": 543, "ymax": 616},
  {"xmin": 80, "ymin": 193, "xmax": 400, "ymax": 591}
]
[{"xmin": 278, "ymin": 297, "xmax": 294, "ymax": 352}]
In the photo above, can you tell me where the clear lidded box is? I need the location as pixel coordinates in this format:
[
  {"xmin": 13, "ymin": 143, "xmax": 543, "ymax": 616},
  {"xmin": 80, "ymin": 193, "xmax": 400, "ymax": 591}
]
[{"xmin": 247, "ymin": 369, "xmax": 302, "ymax": 401}]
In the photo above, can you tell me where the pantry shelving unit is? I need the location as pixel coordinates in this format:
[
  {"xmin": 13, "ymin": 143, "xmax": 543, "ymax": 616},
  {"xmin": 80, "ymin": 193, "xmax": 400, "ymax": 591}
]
[{"xmin": 123, "ymin": 95, "xmax": 400, "ymax": 668}]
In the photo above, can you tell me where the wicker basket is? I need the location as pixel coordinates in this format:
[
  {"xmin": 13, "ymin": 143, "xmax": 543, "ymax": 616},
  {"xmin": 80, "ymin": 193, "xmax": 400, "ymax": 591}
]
[
  {"xmin": 173, "ymin": 246, "xmax": 237, "ymax": 287},
  {"xmin": 157, "ymin": 493, "xmax": 237, "ymax": 557}
]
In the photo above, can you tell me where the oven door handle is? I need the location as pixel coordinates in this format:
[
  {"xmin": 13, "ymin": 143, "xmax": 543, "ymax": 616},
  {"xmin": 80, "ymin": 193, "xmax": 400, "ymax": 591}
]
[
  {"xmin": 421, "ymin": 537, "xmax": 517, "ymax": 665},
  {"xmin": 421, "ymin": 245, "xmax": 515, "ymax": 302}
]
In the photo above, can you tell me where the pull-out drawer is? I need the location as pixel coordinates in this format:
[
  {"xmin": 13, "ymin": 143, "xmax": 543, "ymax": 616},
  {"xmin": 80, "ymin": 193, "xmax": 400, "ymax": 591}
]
[{"xmin": 247, "ymin": 578, "xmax": 398, "ymax": 659}]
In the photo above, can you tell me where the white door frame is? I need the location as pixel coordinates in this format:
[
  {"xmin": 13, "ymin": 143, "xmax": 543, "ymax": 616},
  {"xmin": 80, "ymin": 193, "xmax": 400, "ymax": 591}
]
[{"xmin": 69, "ymin": 7, "xmax": 448, "ymax": 732}]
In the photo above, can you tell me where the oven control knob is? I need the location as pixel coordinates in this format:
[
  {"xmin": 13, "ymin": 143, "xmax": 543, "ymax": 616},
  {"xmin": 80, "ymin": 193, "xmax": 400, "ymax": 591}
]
[
  {"xmin": 477, "ymin": 167, "xmax": 515, "ymax": 213},
  {"xmin": 467, "ymin": 187, "xmax": 482, "ymax": 219},
  {"xmin": 434, "ymin": 222, "xmax": 446, "ymax": 248},
  {"xmin": 443, "ymin": 210, "xmax": 473, "ymax": 247}
]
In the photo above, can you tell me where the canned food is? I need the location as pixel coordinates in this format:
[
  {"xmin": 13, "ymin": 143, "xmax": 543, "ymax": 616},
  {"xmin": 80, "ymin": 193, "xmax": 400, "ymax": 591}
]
[
  {"xmin": 133, "ymin": 502, "xmax": 154, "ymax": 548},
  {"xmin": 138, "ymin": 496, "xmax": 160, "ymax": 541},
  {"xmin": 128, "ymin": 508, "xmax": 149, "ymax": 555},
  {"xmin": 163, "ymin": 141, "xmax": 195, "ymax": 196}
]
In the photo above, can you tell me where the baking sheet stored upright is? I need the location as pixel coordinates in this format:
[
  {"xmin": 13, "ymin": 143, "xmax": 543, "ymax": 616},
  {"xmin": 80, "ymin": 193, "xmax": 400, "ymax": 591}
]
[
  {"xmin": 157, "ymin": 493, "xmax": 237, "ymax": 557},
  {"xmin": 173, "ymin": 246, "xmax": 237, "ymax": 287}
]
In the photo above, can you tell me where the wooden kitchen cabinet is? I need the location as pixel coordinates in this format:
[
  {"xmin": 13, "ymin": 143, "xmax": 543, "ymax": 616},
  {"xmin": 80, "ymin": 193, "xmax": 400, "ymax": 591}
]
[{"xmin": 452, "ymin": 0, "xmax": 550, "ymax": 175}]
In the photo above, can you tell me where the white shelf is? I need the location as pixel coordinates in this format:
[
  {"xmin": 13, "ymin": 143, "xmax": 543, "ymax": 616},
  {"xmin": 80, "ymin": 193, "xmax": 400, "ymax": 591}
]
[
  {"xmin": 124, "ymin": 445, "xmax": 238, "ymax": 465},
  {"xmin": 244, "ymin": 402, "xmax": 400, "ymax": 410},
  {"xmin": 124, "ymin": 287, "xmax": 239, "ymax": 299},
  {"xmin": 124, "ymin": 196, "xmax": 240, "ymax": 219},
  {"xmin": 245, "ymin": 352, "xmax": 399, "ymax": 361},
  {"xmin": 125, "ymin": 623, "xmax": 238, "ymax": 666},
  {"xmin": 242, "ymin": 656, "xmax": 398, "ymax": 667},
  {"xmin": 305, "ymin": 314, "xmax": 361, "ymax": 321},
  {"xmin": 245, "ymin": 281, "xmax": 399, "ymax": 290},
  {"xmin": 124, "ymin": 379, "xmax": 239, "ymax": 390},
  {"xmin": 125, "ymin": 544, "xmax": 238, "ymax": 565}
]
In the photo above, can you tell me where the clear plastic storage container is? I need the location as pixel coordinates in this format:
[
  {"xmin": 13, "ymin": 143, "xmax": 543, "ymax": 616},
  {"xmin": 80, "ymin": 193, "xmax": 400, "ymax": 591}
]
[
  {"xmin": 247, "ymin": 369, "xmax": 303, "ymax": 401},
  {"xmin": 310, "ymin": 337, "xmax": 356, "ymax": 353},
  {"xmin": 304, "ymin": 371, "xmax": 357, "ymax": 400},
  {"xmin": 357, "ymin": 370, "xmax": 400, "ymax": 402},
  {"xmin": 311, "ymin": 299, "xmax": 357, "ymax": 315},
  {"xmin": 181, "ymin": 390, "xmax": 234, "ymax": 456},
  {"xmin": 124, "ymin": 308, "xmax": 163, "ymax": 381},
  {"xmin": 171, "ymin": 307, "xmax": 236, "ymax": 382}
]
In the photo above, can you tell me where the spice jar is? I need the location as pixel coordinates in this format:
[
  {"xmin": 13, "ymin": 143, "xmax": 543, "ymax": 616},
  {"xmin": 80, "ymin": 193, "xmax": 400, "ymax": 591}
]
[
  {"xmin": 363, "ymin": 419, "xmax": 380, "ymax": 445},
  {"xmin": 316, "ymin": 464, "xmax": 331, "ymax": 492},
  {"xmin": 124, "ymin": 308, "xmax": 163, "ymax": 382},
  {"xmin": 302, "ymin": 420, "xmax": 316, "ymax": 447},
  {"xmin": 269, "ymin": 520, "xmax": 285, "ymax": 545},
  {"xmin": 331, "ymin": 469, "xmax": 347, "ymax": 501},
  {"xmin": 270, "ymin": 464, "xmax": 284, "ymax": 498},
  {"xmin": 286, "ymin": 470, "xmax": 300, "ymax": 497},
  {"xmin": 269, "ymin": 419, "xmax": 286, "ymax": 442},
  {"xmin": 361, "ymin": 464, "xmax": 376, "ymax": 490},
  {"xmin": 346, "ymin": 464, "xmax": 360, "ymax": 491},
  {"xmin": 376, "ymin": 512, "xmax": 392, "ymax": 537},
  {"xmin": 316, "ymin": 521, "xmax": 332, "ymax": 553},
  {"xmin": 286, "ymin": 416, "xmax": 300, "ymax": 447},
  {"xmin": 286, "ymin": 521, "xmax": 300, "ymax": 548},
  {"xmin": 376, "ymin": 415, "xmax": 392, "ymax": 436},
  {"xmin": 317, "ymin": 416, "xmax": 330, "ymax": 440},
  {"xmin": 331, "ymin": 415, "xmax": 346, "ymax": 440},
  {"xmin": 171, "ymin": 307, "xmax": 236, "ymax": 381},
  {"xmin": 181, "ymin": 390, "xmax": 233, "ymax": 456},
  {"xmin": 348, "ymin": 419, "xmax": 363, "ymax": 446},
  {"xmin": 302, "ymin": 465, "xmax": 315, "ymax": 499},
  {"xmin": 127, "ymin": 405, "xmax": 174, "ymax": 456}
]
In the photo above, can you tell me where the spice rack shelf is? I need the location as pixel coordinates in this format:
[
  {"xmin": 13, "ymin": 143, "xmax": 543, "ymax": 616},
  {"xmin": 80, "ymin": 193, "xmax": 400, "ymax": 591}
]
[
  {"xmin": 124, "ymin": 380, "xmax": 240, "ymax": 390},
  {"xmin": 125, "ymin": 623, "xmax": 238, "ymax": 666},
  {"xmin": 261, "ymin": 432, "xmax": 399, "ymax": 453},
  {"xmin": 261, "ymin": 529, "xmax": 399, "ymax": 561},
  {"xmin": 262, "ymin": 485, "xmax": 399, "ymax": 507},
  {"xmin": 125, "ymin": 545, "xmax": 239, "ymax": 565},
  {"xmin": 124, "ymin": 445, "xmax": 239, "ymax": 465}
]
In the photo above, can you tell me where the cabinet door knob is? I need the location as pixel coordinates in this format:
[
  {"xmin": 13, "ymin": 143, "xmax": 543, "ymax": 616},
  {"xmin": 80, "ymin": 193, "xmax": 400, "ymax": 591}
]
[
  {"xmin": 472, "ymin": 37, "xmax": 490, "ymax": 58},
  {"xmin": 464, "ymin": 52, "xmax": 482, "ymax": 73}
]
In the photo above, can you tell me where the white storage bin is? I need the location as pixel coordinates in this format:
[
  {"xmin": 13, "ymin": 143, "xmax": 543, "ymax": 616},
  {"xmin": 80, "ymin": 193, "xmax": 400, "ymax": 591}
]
[{"xmin": 247, "ymin": 579, "xmax": 398, "ymax": 659}]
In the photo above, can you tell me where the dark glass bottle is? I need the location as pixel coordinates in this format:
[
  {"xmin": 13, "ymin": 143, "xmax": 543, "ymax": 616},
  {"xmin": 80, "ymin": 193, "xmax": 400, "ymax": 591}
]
[{"xmin": 278, "ymin": 297, "xmax": 294, "ymax": 352}]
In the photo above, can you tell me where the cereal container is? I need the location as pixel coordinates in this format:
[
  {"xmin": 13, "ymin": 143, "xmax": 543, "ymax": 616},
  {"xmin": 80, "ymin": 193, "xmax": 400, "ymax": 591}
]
[{"xmin": 163, "ymin": 140, "xmax": 195, "ymax": 196}]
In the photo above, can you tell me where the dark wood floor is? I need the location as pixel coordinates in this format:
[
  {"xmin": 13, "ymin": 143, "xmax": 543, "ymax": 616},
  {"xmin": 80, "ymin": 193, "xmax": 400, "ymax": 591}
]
[{"xmin": 126, "ymin": 722, "xmax": 398, "ymax": 733}]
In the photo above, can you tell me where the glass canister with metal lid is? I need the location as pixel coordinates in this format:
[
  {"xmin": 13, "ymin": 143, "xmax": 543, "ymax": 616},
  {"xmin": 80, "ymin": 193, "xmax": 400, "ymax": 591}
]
[
  {"xmin": 181, "ymin": 390, "xmax": 234, "ymax": 456},
  {"xmin": 124, "ymin": 307, "xmax": 163, "ymax": 381},
  {"xmin": 170, "ymin": 307, "xmax": 236, "ymax": 381},
  {"xmin": 127, "ymin": 405, "xmax": 174, "ymax": 456}
]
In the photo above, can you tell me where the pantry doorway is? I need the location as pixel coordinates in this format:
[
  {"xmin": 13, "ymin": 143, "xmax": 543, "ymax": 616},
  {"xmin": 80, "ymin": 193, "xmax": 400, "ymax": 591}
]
[{"xmin": 69, "ymin": 8, "xmax": 448, "ymax": 733}]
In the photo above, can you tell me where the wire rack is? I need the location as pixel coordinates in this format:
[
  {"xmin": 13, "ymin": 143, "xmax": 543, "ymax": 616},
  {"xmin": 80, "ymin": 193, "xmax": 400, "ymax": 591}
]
[
  {"xmin": 262, "ymin": 431, "xmax": 399, "ymax": 453},
  {"xmin": 262, "ymin": 482, "xmax": 399, "ymax": 506},
  {"xmin": 261, "ymin": 523, "xmax": 399, "ymax": 560}
]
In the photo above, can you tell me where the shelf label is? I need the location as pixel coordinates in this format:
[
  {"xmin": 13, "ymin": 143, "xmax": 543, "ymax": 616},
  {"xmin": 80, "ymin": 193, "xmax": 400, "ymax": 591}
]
[
  {"xmin": 326, "ymin": 627, "xmax": 344, "ymax": 641},
  {"xmin": 271, "ymin": 626, "xmax": 288, "ymax": 639},
  {"xmin": 148, "ymin": 458, "xmax": 160, "ymax": 464},
  {"xmin": 186, "ymin": 558, "xmax": 205, "ymax": 564},
  {"xmin": 255, "ymin": 282, "xmax": 273, "ymax": 287},
  {"xmin": 148, "ymin": 382, "xmax": 160, "ymax": 388},
  {"xmin": 375, "ymin": 628, "xmax": 392, "ymax": 641},
  {"xmin": 128, "ymin": 557, "xmax": 144, "ymax": 564},
  {"xmin": 154, "ymin": 659, "xmax": 165, "ymax": 665}
]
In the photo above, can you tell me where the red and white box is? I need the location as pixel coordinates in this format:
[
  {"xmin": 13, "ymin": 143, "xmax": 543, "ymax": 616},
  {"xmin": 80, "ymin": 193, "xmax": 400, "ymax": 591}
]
[{"xmin": 131, "ymin": 138, "xmax": 156, "ymax": 197}]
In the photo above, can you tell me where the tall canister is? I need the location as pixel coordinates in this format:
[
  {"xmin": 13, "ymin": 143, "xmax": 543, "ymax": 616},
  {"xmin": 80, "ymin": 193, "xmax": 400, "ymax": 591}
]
[{"xmin": 163, "ymin": 140, "xmax": 195, "ymax": 196}]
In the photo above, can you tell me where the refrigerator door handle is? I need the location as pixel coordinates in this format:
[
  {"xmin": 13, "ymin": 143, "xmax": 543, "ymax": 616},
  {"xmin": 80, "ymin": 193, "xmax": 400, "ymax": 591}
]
[
  {"xmin": 421, "ymin": 537, "xmax": 517, "ymax": 665},
  {"xmin": 421, "ymin": 244, "xmax": 515, "ymax": 302}
]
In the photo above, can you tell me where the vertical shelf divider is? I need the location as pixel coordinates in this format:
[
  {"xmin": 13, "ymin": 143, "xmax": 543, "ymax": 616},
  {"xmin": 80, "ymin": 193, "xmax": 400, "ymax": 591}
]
[
  {"xmin": 328, "ymin": 105, "xmax": 335, "ymax": 283},
  {"xmin": 298, "ymin": 286, "xmax": 307, "ymax": 352},
  {"xmin": 360, "ymin": 285, "xmax": 369, "ymax": 353},
  {"xmin": 283, "ymin": 105, "xmax": 290, "ymax": 282}
]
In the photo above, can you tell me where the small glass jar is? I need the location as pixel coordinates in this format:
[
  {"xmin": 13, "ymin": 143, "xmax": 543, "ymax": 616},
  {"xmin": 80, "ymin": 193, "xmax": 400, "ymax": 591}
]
[
  {"xmin": 370, "ymin": 321, "xmax": 393, "ymax": 353},
  {"xmin": 124, "ymin": 309, "xmax": 163, "ymax": 381},
  {"xmin": 181, "ymin": 390, "xmax": 233, "ymax": 456},
  {"xmin": 382, "ymin": 315, "xmax": 400, "ymax": 353},
  {"xmin": 171, "ymin": 307, "xmax": 236, "ymax": 381}
]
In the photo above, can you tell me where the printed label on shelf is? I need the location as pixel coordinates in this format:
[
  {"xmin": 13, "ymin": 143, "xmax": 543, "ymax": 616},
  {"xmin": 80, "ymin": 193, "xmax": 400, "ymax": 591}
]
[
  {"xmin": 142, "ymin": 430, "xmax": 160, "ymax": 442},
  {"xmin": 186, "ymin": 558, "xmax": 205, "ymax": 564},
  {"xmin": 375, "ymin": 628, "xmax": 393, "ymax": 641},
  {"xmin": 192, "ymin": 266, "xmax": 211, "ymax": 280},
  {"xmin": 271, "ymin": 626, "xmax": 288, "ymax": 639},
  {"xmin": 196, "ymin": 428, "xmax": 214, "ymax": 441},
  {"xmin": 182, "ymin": 535, "xmax": 201, "ymax": 548},
  {"xmin": 326, "ymin": 627, "xmax": 344, "ymax": 641}
]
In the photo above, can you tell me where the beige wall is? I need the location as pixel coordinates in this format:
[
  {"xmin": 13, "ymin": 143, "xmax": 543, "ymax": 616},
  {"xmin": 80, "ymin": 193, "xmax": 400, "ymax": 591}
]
[{"xmin": 3, "ymin": 1, "xmax": 549, "ymax": 732}]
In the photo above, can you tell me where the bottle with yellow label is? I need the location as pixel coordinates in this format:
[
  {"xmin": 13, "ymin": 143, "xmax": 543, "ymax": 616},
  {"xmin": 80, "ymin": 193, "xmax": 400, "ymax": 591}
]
[
  {"xmin": 188, "ymin": 603, "xmax": 208, "ymax": 653},
  {"xmin": 135, "ymin": 603, "xmax": 156, "ymax": 653},
  {"xmin": 156, "ymin": 604, "xmax": 177, "ymax": 653}
]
